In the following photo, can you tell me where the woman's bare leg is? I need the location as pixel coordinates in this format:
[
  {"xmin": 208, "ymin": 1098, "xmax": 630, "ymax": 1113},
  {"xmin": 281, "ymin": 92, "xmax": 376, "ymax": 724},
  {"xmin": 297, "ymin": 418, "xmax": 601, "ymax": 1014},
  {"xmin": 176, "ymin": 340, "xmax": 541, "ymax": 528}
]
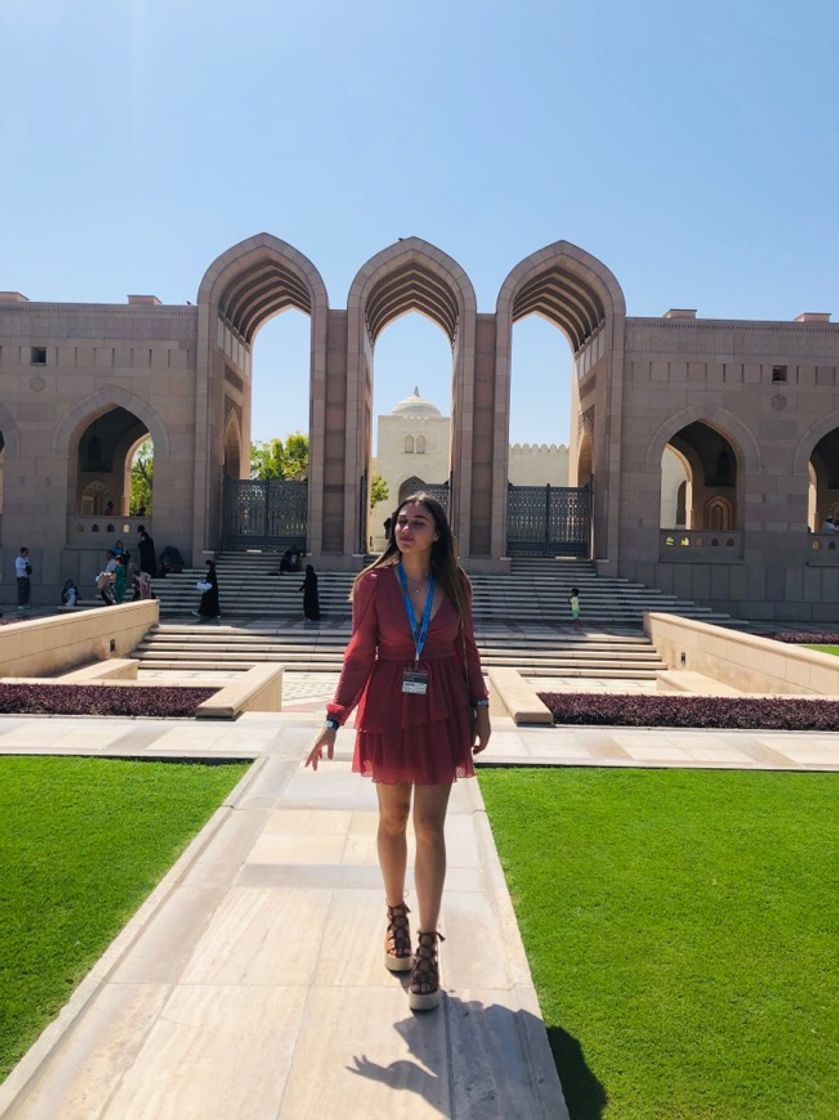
[
  {"xmin": 376, "ymin": 783, "xmax": 412, "ymax": 905},
  {"xmin": 412, "ymin": 784, "xmax": 452, "ymax": 932}
]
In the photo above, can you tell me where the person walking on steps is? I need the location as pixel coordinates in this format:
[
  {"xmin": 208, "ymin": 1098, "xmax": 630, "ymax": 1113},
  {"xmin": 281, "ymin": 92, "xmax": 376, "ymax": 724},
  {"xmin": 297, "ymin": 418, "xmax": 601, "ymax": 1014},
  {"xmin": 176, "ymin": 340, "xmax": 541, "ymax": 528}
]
[
  {"xmin": 15, "ymin": 547, "xmax": 32, "ymax": 611},
  {"xmin": 305, "ymin": 492, "xmax": 491, "ymax": 1011},
  {"xmin": 569, "ymin": 586, "xmax": 582, "ymax": 631},
  {"xmin": 300, "ymin": 563, "xmax": 321, "ymax": 621},
  {"xmin": 196, "ymin": 559, "xmax": 220, "ymax": 620}
]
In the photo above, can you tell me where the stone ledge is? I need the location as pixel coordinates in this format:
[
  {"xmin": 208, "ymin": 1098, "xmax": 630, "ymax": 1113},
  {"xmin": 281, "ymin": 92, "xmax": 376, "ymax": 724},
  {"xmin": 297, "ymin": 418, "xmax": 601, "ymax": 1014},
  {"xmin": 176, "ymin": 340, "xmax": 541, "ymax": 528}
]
[
  {"xmin": 58, "ymin": 659, "xmax": 138, "ymax": 682},
  {"xmin": 195, "ymin": 664, "xmax": 284, "ymax": 720},
  {"xmin": 656, "ymin": 669, "xmax": 742, "ymax": 696},
  {"xmin": 488, "ymin": 667, "xmax": 553, "ymax": 725}
]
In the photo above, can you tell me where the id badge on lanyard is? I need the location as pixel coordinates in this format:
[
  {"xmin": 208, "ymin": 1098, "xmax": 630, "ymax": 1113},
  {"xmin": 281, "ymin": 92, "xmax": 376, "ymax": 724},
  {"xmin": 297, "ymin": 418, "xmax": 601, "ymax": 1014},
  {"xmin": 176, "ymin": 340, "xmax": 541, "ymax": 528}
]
[
  {"xmin": 402, "ymin": 668, "xmax": 429, "ymax": 695},
  {"xmin": 397, "ymin": 563, "xmax": 434, "ymax": 696}
]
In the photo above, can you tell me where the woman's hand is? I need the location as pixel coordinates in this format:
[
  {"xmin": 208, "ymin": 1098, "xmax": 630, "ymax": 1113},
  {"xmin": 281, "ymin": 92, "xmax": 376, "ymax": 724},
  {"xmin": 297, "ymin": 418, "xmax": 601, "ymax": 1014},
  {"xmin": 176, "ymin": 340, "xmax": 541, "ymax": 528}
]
[
  {"xmin": 305, "ymin": 728, "xmax": 337, "ymax": 771},
  {"xmin": 471, "ymin": 706, "xmax": 491, "ymax": 755}
]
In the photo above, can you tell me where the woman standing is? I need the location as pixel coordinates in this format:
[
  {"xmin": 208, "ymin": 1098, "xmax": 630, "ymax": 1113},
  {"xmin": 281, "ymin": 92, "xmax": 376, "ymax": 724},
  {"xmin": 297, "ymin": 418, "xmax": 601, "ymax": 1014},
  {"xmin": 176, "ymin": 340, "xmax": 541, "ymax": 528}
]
[
  {"xmin": 300, "ymin": 563, "xmax": 321, "ymax": 621},
  {"xmin": 113, "ymin": 554, "xmax": 128, "ymax": 604},
  {"xmin": 197, "ymin": 559, "xmax": 220, "ymax": 620},
  {"xmin": 305, "ymin": 493, "xmax": 490, "ymax": 1010}
]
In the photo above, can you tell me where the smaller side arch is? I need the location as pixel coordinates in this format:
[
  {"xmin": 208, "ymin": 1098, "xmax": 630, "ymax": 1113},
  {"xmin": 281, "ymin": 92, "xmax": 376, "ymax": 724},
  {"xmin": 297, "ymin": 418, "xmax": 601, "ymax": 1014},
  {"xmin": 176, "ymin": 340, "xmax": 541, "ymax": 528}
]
[
  {"xmin": 644, "ymin": 405, "xmax": 761, "ymax": 477},
  {"xmin": 0, "ymin": 404, "xmax": 21, "ymax": 458},
  {"xmin": 223, "ymin": 412, "xmax": 243, "ymax": 479},
  {"xmin": 792, "ymin": 412, "xmax": 839, "ymax": 477},
  {"xmin": 52, "ymin": 386, "xmax": 172, "ymax": 463}
]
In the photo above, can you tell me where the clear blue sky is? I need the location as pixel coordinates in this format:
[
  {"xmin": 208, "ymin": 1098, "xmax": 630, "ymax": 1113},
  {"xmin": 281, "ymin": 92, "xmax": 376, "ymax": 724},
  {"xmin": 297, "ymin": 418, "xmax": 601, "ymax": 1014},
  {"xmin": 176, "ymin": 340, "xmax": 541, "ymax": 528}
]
[{"xmin": 2, "ymin": 1, "xmax": 837, "ymax": 449}]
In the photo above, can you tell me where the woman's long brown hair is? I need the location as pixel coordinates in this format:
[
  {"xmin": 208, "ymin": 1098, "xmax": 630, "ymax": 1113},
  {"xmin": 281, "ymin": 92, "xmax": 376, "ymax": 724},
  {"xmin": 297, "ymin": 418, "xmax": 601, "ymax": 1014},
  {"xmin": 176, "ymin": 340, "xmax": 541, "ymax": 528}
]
[{"xmin": 351, "ymin": 492, "xmax": 469, "ymax": 620}]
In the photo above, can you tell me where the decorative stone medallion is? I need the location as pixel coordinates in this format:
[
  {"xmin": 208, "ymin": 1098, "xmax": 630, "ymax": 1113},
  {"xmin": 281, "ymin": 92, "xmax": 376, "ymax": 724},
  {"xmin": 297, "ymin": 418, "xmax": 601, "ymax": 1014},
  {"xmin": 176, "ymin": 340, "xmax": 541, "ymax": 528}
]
[
  {"xmin": 29, "ymin": 374, "xmax": 46, "ymax": 392},
  {"xmin": 771, "ymin": 393, "xmax": 787, "ymax": 411}
]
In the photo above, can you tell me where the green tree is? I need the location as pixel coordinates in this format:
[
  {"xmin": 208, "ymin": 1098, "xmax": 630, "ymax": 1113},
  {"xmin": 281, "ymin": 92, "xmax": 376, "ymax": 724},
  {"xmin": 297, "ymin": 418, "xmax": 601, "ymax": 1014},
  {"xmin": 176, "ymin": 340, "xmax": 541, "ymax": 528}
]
[
  {"xmin": 130, "ymin": 438, "xmax": 153, "ymax": 514},
  {"xmin": 250, "ymin": 433, "xmax": 309, "ymax": 481},
  {"xmin": 370, "ymin": 474, "xmax": 389, "ymax": 507}
]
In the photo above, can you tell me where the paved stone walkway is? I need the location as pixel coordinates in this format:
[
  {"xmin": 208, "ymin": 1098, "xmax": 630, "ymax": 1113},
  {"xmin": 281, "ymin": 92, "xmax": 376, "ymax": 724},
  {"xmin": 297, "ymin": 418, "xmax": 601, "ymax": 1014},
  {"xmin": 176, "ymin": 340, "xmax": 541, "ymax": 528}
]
[{"xmin": 1, "ymin": 711, "xmax": 838, "ymax": 1118}]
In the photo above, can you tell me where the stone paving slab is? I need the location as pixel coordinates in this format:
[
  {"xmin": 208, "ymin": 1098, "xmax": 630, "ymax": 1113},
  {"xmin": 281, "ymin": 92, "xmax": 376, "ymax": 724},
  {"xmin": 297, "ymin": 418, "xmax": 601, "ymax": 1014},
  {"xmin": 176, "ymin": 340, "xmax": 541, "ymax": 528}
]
[{"xmin": 2, "ymin": 709, "xmax": 839, "ymax": 1118}]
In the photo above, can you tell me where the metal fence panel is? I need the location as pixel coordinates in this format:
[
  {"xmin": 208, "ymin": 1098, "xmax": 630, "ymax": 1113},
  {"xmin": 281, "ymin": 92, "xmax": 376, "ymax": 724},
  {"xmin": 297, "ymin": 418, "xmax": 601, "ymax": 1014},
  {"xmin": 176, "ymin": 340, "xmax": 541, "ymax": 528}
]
[
  {"xmin": 223, "ymin": 478, "xmax": 308, "ymax": 550},
  {"xmin": 506, "ymin": 484, "xmax": 591, "ymax": 556}
]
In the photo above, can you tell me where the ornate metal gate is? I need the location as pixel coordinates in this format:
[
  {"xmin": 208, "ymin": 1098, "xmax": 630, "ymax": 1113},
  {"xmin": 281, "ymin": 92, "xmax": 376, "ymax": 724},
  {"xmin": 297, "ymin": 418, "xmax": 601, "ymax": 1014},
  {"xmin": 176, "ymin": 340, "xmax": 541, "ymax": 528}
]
[
  {"xmin": 506, "ymin": 483, "xmax": 591, "ymax": 556},
  {"xmin": 417, "ymin": 480, "xmax": 450, "ymax": 512},
  {"xmin": 223, "ymin": 478, "xmax": 308, "ymax": 550}
]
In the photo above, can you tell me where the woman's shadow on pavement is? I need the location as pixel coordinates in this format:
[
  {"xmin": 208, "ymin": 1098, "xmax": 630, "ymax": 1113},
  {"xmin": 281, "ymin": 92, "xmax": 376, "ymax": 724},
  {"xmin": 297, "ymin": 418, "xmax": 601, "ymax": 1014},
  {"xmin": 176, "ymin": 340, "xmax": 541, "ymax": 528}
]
[{"xmin": 346, "ymin": 992, "xmax": 606, "ymax": 1119}]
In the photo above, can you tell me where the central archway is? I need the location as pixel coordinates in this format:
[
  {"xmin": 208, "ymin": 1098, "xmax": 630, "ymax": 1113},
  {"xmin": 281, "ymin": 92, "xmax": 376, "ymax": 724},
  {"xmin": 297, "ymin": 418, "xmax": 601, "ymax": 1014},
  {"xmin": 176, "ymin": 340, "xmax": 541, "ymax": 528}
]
[{"xmin": 346, "ymin": 238, "xmax": 477, "ymax": 557}]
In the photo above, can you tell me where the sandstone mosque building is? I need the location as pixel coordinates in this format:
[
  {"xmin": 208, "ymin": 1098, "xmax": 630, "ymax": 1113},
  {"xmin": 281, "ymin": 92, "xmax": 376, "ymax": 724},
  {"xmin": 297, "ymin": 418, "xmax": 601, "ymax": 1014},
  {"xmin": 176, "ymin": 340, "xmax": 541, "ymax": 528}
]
[
  {"xmin": 369, "ymin": 386, "xmax": 569, "ymax": 552},
  {"xmin": 1, "ymin": 234, "xmax": 838, "ymax": 621}
]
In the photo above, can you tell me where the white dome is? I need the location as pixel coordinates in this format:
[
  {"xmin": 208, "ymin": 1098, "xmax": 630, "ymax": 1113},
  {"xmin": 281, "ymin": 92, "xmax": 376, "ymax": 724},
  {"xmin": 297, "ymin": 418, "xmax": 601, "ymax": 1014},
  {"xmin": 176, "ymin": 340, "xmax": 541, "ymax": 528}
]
[{"xmin": 391, "ymin": 386, "xmax": 442, "ymax": 418}]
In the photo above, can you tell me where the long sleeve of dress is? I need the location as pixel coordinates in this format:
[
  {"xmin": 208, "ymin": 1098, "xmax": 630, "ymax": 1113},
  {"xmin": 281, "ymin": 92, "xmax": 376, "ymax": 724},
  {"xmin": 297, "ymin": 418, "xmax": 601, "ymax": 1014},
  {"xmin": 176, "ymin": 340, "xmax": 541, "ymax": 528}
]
[
  {"xmin": 457, "ymin": 574, "xmax": 488, "ymax": 703},
  {"xmin": 327, "ymin": 571, "xmax": 379, "ymax": 725}
]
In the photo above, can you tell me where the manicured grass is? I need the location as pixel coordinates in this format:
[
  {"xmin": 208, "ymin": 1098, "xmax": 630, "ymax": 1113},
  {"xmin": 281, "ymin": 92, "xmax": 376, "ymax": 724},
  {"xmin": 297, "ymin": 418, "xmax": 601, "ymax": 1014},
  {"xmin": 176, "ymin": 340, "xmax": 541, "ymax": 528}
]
[
  {"xmin": 479, "ymin": 768, "xmax": 839, "ymax": 1120},
  {"xmin": 807, "ymin": 644, "xmax": 839, "ymax": 656},
  {"xmin": 0, "ymin": 756, "xmax": 250, "ymax": 1081}
]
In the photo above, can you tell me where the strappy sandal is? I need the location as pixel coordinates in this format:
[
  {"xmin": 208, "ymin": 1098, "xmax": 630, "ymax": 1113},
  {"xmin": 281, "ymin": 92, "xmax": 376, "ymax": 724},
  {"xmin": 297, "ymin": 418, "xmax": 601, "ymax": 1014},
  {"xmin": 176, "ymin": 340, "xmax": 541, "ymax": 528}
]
[
  {"xmin": 384, "ymin": 902, "xmax": 413, "ymax": 973},
  {"xmin": 409, "ymin": 930, "xmax": 445, "ymax": 1010}
]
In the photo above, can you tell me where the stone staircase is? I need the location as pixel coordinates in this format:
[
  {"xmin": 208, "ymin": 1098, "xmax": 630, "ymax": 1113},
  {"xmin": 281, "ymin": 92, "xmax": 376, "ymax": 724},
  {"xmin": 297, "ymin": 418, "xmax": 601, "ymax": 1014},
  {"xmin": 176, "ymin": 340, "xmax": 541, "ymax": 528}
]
[
  {"xmin": 151, "ymin": 552, "xmax": 737, "ymax": 628},
  {"xmin": 138, "ymin": 551, "xmax": 742, "ymax": 680},
  {"xmin": 133, "ymin": 624, "xmax": 668, "ymax": 678}
]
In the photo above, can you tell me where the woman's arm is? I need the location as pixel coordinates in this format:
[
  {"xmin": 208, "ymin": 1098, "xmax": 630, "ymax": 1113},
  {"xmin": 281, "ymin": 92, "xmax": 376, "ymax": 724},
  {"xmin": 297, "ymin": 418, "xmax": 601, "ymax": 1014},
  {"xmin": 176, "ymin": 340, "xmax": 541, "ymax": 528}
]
[{"xmin": 325, "ymin": 571, "xmax": 379, "ymax": 725}]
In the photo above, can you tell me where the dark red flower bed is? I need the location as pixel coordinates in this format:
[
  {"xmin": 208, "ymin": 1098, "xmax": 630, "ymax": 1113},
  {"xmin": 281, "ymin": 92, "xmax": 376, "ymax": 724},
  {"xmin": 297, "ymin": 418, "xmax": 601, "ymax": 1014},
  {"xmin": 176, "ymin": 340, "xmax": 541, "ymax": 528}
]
[
  {"xmin": 538, "ymin": 692, "xmax": 839, "ymax": 731},
  {"xmin": 764, "ymin": 632, "xmax": 839, "ymax": 645},
  {"xmin": 0, "ymin": 684, "xmax": 216, "ymax": 717}
]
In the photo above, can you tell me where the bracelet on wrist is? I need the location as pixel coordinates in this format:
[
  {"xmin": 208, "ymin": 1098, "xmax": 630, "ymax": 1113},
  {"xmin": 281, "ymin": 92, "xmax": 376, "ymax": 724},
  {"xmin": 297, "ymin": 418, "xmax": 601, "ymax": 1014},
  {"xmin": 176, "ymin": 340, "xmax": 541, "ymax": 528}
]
[
  {"xmin": 472, "ymin": 698, "xmax": 490, "ymax": 708},
  {"xmin": 324, "ymin": 717, "xmax": 340, "ymax": 731}
]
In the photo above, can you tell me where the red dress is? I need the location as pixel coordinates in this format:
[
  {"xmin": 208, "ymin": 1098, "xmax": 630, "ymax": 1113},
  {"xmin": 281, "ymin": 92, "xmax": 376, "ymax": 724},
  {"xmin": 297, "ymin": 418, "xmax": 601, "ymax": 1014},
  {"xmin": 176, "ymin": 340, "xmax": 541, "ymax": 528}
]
[{"xmin": 327, "ymin": 566, "xmax": 488, "ymax": 784}]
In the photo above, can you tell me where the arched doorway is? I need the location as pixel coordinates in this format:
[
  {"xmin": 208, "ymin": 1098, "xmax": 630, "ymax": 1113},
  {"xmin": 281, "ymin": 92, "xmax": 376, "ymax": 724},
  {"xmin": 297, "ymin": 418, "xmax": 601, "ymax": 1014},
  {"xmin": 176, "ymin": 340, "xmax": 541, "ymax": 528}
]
[
  {"xmin": 808, "ymin": 427, "xmax": 839, "ymax": 531},
  {"xmin": 347, "ymin": 239, "xmax": 476, "ymax": 557},
  {"xmin": 68, "ymin": 406, "xmax": 152, "ymax": 545},
  {"xmin": 664, "ymin": 420, "xmax": 739, "ymax": 530},
  {"xmin": 496, "ymin": 243, "xmax": 624, "ymax": 556},
  {"xmin": 197, "ymin": 235, "xmax": 328, "ymax": 556}
]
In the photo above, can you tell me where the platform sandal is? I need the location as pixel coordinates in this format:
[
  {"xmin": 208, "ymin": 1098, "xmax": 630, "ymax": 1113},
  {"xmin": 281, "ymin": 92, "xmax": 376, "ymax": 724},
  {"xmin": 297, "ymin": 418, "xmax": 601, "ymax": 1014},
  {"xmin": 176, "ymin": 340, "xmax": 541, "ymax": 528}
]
[
  {"xmin": 408, "ymin": 930, "xmax": 445, "ymax": 1010},
  {"xmin": 384, "ymin": 902, "xmax": 413, "ymax": 973}
]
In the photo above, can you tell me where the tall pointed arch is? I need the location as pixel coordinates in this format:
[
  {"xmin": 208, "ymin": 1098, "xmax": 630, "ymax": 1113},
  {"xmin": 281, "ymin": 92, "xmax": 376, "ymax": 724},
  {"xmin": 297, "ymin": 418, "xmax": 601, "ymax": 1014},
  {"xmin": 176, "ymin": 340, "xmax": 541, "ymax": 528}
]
[
  {"xmin": 194, "ymin": 234, "xmax": 330, "ymax": 557},
  {"xmin": 345, "ymin": 238, "xmax": 477, "ymax": 556},
  {"xmin": 492, "ymin": 242, "xmax": 627, "ymax": 564}
]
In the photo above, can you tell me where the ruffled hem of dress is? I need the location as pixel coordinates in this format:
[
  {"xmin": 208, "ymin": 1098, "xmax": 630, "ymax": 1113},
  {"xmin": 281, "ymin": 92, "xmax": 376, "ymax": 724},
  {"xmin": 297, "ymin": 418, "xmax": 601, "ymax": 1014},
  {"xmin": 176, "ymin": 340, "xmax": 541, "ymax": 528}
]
[
  {"xmin": 351, "ymin": 711, "xmax": 476, "ymax": 785},
  {"xmin": 353, "ymin": 759, "xmax": 475, "ymax": 785}
]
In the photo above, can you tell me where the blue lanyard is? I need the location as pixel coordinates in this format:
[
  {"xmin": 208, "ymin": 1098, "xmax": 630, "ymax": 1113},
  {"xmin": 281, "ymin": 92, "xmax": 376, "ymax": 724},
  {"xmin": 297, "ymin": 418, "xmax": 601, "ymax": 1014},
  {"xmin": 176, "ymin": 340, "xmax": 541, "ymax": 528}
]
[{"xmin": 397, "ymin": 563, "xmax": 435, "ymax": 665}]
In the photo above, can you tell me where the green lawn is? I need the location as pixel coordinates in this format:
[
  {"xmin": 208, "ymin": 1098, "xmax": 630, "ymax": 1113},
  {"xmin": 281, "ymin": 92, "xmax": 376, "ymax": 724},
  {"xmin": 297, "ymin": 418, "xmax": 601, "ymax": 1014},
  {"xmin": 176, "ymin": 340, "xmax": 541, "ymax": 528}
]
[
  {"xmin": 807, "ymin": 645, "xmax": 839, "ymax": 656},
  {"xmin": 479, "ymin": 768, "xmax": 839, "ymax": 1120},
  {"xmin": 0, "ymin": 756, "xmax": 250, "ymax": 1081}
]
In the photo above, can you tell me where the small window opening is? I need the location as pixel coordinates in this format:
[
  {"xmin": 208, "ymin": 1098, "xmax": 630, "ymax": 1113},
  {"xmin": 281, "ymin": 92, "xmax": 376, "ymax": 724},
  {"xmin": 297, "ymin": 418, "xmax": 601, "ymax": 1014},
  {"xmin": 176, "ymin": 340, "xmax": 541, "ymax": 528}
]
[
  {"xmin": 772, "ymin": 365, "xmax": 787, "ymax": 383},
  {"xmin": 31, "ymin": 347, "xmax": 47, "ymax": 365}
]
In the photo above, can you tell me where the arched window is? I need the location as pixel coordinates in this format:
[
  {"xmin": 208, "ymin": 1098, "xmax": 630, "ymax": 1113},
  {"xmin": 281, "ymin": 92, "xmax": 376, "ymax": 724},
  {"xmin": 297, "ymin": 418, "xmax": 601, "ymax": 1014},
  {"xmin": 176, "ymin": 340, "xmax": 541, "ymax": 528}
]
[
  {"xmin": 80, "ymin": 480, "xmax": 113, "ymax": 516},
  {"xmin": 404, "ymin": 435, "xmax": 415, "ymax": 454},
  {"xmin": 705, "ymin": 495, "xmax": 734, "ymax": 531},
  {"xmin": 416, "ymin": 435, "xmax": 426, "ymax": 455},
  {"xmin": 399, "ymin": 476, "xmax": 426, "ymax": 503},
  {"xmin": 662, "ymin": 421, "xmax": 739, "ymax": 531}
]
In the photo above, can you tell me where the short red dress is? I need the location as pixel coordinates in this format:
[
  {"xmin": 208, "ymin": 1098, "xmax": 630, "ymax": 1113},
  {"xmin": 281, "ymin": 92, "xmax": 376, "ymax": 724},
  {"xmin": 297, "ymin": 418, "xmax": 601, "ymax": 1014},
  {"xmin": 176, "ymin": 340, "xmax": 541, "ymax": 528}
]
[{"xmin": 326, "ymin": 566, "xmax": 488, "ymax": 784}]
